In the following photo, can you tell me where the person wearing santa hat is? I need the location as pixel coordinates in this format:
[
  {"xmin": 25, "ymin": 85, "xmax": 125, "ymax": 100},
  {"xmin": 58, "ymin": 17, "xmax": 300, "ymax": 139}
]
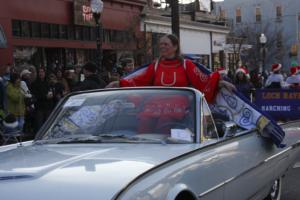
[
  {"xmin": 215, "ymin": 66, "xmax": 236, "ymax": 83},
  {"xmin": 234, "ymin": 66, "xmax": 254, "ymax": 99},
  {"xmin": 216, "ymin": 66, "xmax": 227, "ymax": 77},
  {"xmin": 265, "ymin": 63, "xmax": 286, "ymax": 89},
  {"xmin": 286, "ymin": 66, "xmax": 300, "ymax": 88}
]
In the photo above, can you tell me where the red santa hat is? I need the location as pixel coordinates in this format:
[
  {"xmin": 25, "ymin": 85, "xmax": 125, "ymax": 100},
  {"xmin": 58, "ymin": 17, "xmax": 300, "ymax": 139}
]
[
  {"xmin": 236, "ymin": 66, "xmax": 250, "ymax": 78},
  {"xmin": 235, "ymin": 66, "xmax": 248, "ymax": 74},
  {"xmin": 290, "ymin": 66, "xmax": 298, "ymax": 76},
  {"xmin": 216, "ymin": 66, "xmax": 227, "ymax": 75},
  {"xmin": 271, "ymin": 63, "xmax": 282, "ymax": 72},
  {"xmin": 297, "ymin": 66, "xmax": 300, "ymax": 73}
]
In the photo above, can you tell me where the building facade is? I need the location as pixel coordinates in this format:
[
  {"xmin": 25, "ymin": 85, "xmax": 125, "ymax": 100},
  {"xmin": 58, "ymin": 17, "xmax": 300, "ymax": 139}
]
[
  {"xmin": 0, "ymin": 0, "xmax": 146, "ymax": 72},
  {"xmin": 216, "ymin": 0, "xmax": 300, "ymax": 72},
  {"xmin": 142, "ymin": 1, "xmax": 230, "ymax": 70}
]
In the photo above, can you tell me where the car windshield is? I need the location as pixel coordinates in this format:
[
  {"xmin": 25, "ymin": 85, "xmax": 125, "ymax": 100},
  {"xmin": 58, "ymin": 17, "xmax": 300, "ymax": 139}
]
[{"xmin": 37, "ymin": 89, "xmax": 196, "ymax": 144}]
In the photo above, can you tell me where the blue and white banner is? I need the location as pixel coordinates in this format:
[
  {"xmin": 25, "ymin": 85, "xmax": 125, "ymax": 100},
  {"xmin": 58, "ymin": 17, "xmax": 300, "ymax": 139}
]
[
  {"xmin": 212, "ymin": 88, "xmax": 260, "ymax": 130},
  {"xmin": 254, "ymin": 89, "xmax": 300, "ymax": 121}
]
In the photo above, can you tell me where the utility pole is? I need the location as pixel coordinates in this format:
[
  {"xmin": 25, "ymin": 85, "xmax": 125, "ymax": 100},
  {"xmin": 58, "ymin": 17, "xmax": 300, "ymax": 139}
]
[{"xmin": 171, "ymin": 0, "xmax": 180, "ymax": 38}]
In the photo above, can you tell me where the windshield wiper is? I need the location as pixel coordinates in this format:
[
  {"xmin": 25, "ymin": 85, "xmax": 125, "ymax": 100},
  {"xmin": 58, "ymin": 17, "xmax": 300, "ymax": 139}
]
[
  {"xmin": 36, "ymin": 134, "xmax": 168, "ymax": 145},
  {"xmin": 128, "ymin": 135, "xmax": 167, "ymax": 145},
  {"xmin": 40, "ymin": 134, "xmax": 134, "ymax": 144},
  {"xmin": 35, "ymin": 135, "xmax": 101, "ymax": 145},
  {"xmin": 56, "ymin": 137, "xmax": 103, "ymax": 144}
]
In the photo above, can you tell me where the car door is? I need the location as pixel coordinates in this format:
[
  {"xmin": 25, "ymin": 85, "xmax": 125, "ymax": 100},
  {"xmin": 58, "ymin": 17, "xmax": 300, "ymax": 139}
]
[
  {"xmin": 200, "ymin": 98, "xmax": 280, "ymax": 200},
  {"xmin": 219, "ymin": 130, "xmax": 280, "ymax": 200},
  {"xmin": 195, "ymin": 100, "xmax": 225, "ymax": 200}
]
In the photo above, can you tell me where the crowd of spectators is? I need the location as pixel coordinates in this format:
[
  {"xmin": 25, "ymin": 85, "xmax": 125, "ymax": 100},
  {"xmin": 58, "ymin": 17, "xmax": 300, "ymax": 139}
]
[
  {"xmin": 1, "ymin": 57, "xmax": 299, "ymax": 143},
  {"xmin": 216, "ymin": 63, "xmax": 300, "ymax": 101},
  {"xmin": 265, "ymin": 64, "xmax": 300, "ymax": 89},
  {"xmin": 0, "ymin": 58, "xmax": 134, "ymax": 142}
]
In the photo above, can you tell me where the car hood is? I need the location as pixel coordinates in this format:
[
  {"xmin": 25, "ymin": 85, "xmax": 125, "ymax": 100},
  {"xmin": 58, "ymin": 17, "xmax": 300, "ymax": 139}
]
[{"xmin": 0, "ymin": 143, "xmax": 200, "ymax": 200}]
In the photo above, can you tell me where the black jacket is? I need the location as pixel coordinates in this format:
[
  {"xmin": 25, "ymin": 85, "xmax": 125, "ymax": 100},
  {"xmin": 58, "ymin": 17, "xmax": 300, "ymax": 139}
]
[
  {"xmin": 73, "ymin": 74, "xmax": 106, "ymax": 91},
  {"xmin": 31, "ymin": 79, "xmax": 53, "ymax": 110}
]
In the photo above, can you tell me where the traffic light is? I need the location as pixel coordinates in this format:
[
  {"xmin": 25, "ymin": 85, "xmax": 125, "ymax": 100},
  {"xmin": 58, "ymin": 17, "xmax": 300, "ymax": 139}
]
[{"xmin": 289, "ymin": 44, "xmax": 298, "ymax": 57}]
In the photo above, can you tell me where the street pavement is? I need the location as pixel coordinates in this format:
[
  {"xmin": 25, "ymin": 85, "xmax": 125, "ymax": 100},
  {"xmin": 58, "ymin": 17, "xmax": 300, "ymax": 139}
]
[{"xmin": 281, "ymin": 154, "xmax": 300, "ymax": 200}]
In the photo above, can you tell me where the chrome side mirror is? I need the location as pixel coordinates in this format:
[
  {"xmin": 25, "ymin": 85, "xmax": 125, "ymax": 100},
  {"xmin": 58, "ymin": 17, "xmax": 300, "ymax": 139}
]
[{"xmin": 223, "ymin": 121, "xmax": 238, "ymax": 138}]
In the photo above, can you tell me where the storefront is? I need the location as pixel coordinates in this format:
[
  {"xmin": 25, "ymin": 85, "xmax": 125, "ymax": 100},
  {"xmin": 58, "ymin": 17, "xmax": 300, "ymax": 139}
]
[
  {"xmin": 0, "ymin": 0, "xmax": 146, "ymax": 71},
  {"xmin": 212, "ymin": 32, "xmax": 226, "ymax": 70},
  {"xmin": 141, "ymin": 11, "xmax": 229, "ymax": 69}
]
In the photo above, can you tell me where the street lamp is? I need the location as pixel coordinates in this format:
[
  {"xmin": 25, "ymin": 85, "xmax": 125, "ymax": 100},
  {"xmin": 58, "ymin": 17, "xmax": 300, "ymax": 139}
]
[
  {"xmin": 90, "ymin": 0, "xmax": 104, "ymax": 74},
  {"xmin": 259, "ymin": 33, "xmax": 267, "ymax": 75}
]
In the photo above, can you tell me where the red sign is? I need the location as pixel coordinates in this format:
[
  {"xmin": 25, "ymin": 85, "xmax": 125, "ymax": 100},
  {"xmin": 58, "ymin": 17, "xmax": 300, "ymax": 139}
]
[{"xmin": 74, "ymin": 0, "xmax": 95, "ymax": 26}]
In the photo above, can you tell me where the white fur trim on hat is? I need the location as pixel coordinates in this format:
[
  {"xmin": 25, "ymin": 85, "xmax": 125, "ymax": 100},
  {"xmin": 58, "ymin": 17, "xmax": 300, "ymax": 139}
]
[
  {"xmin": 3, "ymin": 121, "xmax": 19, "ymax": 129},
  {"xmin": 20, "ymin": 69, "xmax": 31, "ymax": 77},
  {"xmin": 218, "ymin": 69, "xmax": 227, "ymax": 75},
  {"xmin": 272, "ymin": 63, "xmax": 282, "ymax": 72},
  {"xmin": 236, "ymin": 68, "xmax": 247, "ymax": 74}
]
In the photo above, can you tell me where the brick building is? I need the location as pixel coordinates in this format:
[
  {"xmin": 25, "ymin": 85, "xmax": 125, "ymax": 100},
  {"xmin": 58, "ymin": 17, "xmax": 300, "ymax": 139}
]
[{"xmin": 0, "ymin": 0, "xmax": 146, "ymax": 72}]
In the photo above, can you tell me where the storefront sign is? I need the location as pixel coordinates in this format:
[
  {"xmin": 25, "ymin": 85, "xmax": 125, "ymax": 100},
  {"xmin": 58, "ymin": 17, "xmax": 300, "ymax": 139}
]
[
  {"xmin": 199, "ymin": 0, "xmax": 211, "ymax": 12},
  {"xmin": 74, "ymin": 0, "xmax": 95, "ymax": 26},
  {"xmin": 254, "ymin": 89, "xmax": 300, "ymax": 121}
]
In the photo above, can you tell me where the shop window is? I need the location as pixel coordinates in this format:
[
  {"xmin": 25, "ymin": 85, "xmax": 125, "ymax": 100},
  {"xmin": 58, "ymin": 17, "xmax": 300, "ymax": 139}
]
[
  {"xmin": 104, "ymin": 29, "xmax": 112, "ymax": 43},
  {"xmin": 67, "ymin": 25, "xmax": 75, "ymax": 40},
  {"xmin": 75, "ymin": 26, "xmax": 83, "ymax": 40},
  {"xmin": 236, "ymin": 7, "xmax": 242, "ymax": 23},
  {"xmin": 31, "ymin": 22, "xmax": 41, "ymax": 38},
  {"xmin": 21, "ymin": 21, "xmax": 31, "ymax": 37},
  {"xmin": 115, "ymin": 31, "xmax": 124, "ymax": 43},
  {"xmin": 41, "ymin": 23, "xmax": 50, "ymax": 38},
  {"xmin": 66, "ymin": 48, "xmax": 76, "ymax": 65},
  {"xmin": 220, "ymin": 9, "xmax": 226, "ymax": 20},
  {"xmin": 101, "ymin": 28, "xmax": 105, "ymax": 43},
  {"xmin": 83, "ymin": 26, "xmax": 90, "ymax": 41},
  {"xmin": 50, "ymin": 24, "xmax": 59, "ymax": 39},
  {"xmin": 111, "ymin": 30, "xmax": 117, "ymax": 43},
  {"xmin": 59, "ymin": 24, "xmax": 67, "ymax": 39},
  {"xmin": 125, "ymin": 31, "xmax": 133, "ymax": 42},
  {"xmin": 12, "ymin": 20, "xmax": 21, "ymax": 37},
  {"xmin": 276, "ymin": 6, "xmax": 282, "ymax": 19},
  {"xmin": 256, "ymin": 7, "xmax": 261, "ymax": 23},
  {"xmin": 90, "ymin": 27, "xmax": 96, "ymax": 41}
]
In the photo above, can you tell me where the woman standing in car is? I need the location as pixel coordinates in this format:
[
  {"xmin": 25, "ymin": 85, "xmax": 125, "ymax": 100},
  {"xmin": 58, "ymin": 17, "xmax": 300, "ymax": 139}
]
[{"xmin": 108, "ymin": 34, "xmax": 234, "ymax": 103}]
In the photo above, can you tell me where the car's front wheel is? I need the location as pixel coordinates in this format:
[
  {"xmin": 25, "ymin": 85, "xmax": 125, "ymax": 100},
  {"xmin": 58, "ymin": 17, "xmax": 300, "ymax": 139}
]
[{"xmin": 264, "ymin": 177, "xmax": 282, "ymax": 200}]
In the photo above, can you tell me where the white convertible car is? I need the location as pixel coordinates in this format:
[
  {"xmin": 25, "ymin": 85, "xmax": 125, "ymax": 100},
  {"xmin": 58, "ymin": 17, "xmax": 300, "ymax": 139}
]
[{"xmin": 0, "ymin": 88, "xmax": 300, "ymax": 200}]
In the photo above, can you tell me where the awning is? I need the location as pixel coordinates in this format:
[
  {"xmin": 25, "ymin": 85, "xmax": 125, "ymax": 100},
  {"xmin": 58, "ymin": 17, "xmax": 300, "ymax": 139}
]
[{"xmin": 0, "ymin": 25, "xmax": 7, "ymax": 48}]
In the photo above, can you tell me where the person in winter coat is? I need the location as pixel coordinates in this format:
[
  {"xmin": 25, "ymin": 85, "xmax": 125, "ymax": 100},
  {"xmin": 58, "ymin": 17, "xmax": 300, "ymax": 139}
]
[
  {"xmin": 73, "ymin": 62, "xmax": 106, "ymax": 91},
  {"xmin": 47, "ymin": 73, "xmax": 65, "ymax": 107},
  {"xmin": 265, "ymin": 64, "xmax": 287, "ymax": 89},
  {"xmin": 55, "ymin": 68, "xmax": 70, "ymax": 95},
  {"xmin": 31, "ymin": 68, "xmax": 53, "ymax": 133},
  {"xmin": 6, "ymin": 73, "xmax": 25, "ymax": 131},
  {"xmin": 234, "ymin": 67, "xmax": 254, "ymax": 100},
  {"xmin": 108, "ymin": 34, "xmax": 234, "ymax": 103},
  {"xmin": 107, "ymin": 34, "xmax": 234, "ymax": 133},
  {"xmin": 286, "ymin": 66, "xmax": 300, "ymax": 88}
]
